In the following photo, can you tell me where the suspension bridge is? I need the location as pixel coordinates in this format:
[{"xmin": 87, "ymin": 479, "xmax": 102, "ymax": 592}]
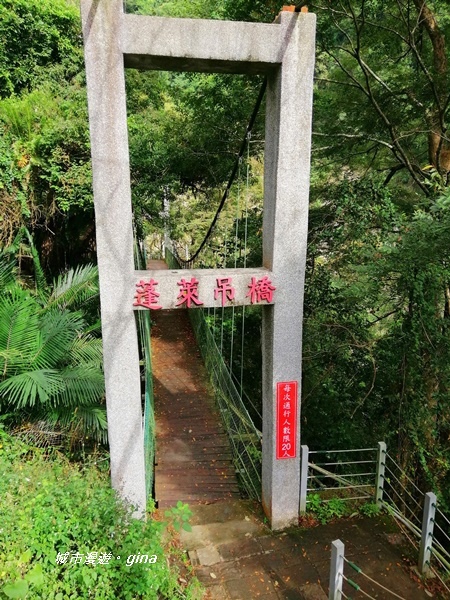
[
  {"xmin": 82, "ymin": 0, "xmax": 314, "ymax": 530},
  {"xmin": 134, "ymin": 78, "xmax": 271, "ymax": 507},
  {"xmin": 135, "ymin": 157, "xmax": 450, "ymax": 595}
]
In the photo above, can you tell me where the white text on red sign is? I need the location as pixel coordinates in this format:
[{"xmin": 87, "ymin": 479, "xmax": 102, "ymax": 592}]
[{"xmin": 276, "ymin": 381, "xmax": 298, "ymax": 460}]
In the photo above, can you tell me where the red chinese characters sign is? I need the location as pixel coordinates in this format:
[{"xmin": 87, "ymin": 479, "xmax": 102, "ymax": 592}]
[
  {"xmin": 214, "ymin": 277, "xmax": 235, "ymax": 306},
  {"xmin": 276, "ymin": 381, "xmax": 298, "ymax": 460},
  {"xmin": 176, "ymin": 277, "xmax": 204, "ymax": 308},
  {"xmin": 133, "ymin": 279, "xmax": 162, "ymax": 310},
  {"xmin": 133, "ymin": 275, "xmax": 276, "ymax": 309},
  {"xmin": 246, "ymin": 276, "xmax": 276, "ymax": 304}
]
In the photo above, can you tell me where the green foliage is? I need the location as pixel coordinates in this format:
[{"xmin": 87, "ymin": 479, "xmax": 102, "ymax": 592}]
[
  {"xmin": 0, "ymin": 244, "xmax": 106, "ymax": 443},
  {"xmin": 0, "ymin": 0, "xmax": 83, "ymax": 97},
  {"xmin": 311, "ymin": 0, "xmax": 450, "ymax": 191},
  {"xmin": 0, "ymin": 428, "xmax": 201, "ymax": 599},
  {"xmin": 127, "ymin": 69, "xmax": 265, "ymax": 242},
  {"xmin": 164, "ymin": 501, "xmax": 193, "ymax": 533},
  {"xmin": 359, "ymin": 503, "xmax": 381, "ymax": 518},
  {"xmin": 307, "ymin": 494, "xmax": 349, "ymax": 524},
  {"xmin": 0, "ymin": 0, "xmax": 93, "ymax": 273},
  {"xmin": 0, "ymin": 81, "xmax": 94, "ymax": 269},
  {"xmin": 126, "ymin": 0, "xmax": 224, "ymax": 19},
  {"xmin": 302, "ymin": 173, "xmax": 450, "ymax": 503},
  {"xmin": 1, "ymin": 0, "xmax": 450, "ymax": 518}
]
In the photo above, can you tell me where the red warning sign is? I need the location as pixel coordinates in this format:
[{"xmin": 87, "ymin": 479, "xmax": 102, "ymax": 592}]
[{"xmin": 276, "ymin": 381, "xmax": 298, "ymax": 460}]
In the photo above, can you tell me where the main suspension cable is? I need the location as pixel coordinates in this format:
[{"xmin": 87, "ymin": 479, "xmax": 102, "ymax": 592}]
[{"xmin": 174, "ymin": 77, "xmax": 267, "ymax": 266}]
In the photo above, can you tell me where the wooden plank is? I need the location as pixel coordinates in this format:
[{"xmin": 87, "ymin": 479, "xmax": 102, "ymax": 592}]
[
  {"xmin": 157, "ymin": 437, "xmax": 231, "ymax": 449},
  {"xmin": 157, "ymin": 476, "xmax": 239, "ymax": 488},
  {"xmin": 157, "ymin": 494, "xmax": 240, "ymax": 508},
  {"xmin": 156, "ymin": 465, "xmax": 236, "ymax": 475},
  {"xmin": 156, "ymin": 452, "xmax": 234, "ymax": 463},
  {"xmin": 151, "ymin": 304, "xmax": 240, "ymax": 506},
  {"xmin": 157, "ymin": 479, "xmax": 240, "ymax": 490}
]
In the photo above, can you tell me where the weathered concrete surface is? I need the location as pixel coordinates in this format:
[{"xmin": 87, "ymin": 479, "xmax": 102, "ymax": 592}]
[
  {"xmin": 179, "ymin": 501, "xmax": 437, "ymax": 599},
  {"xmin": 261, "ymin": 11, "xmax": 316, "ymax": 530},
  {"xmin": 80, "ymin": 0, "xmax": 146, "ymax": 514},
  {"xmin": 123, "ymin": 15, "xmax": 284, "ymax": 74}
]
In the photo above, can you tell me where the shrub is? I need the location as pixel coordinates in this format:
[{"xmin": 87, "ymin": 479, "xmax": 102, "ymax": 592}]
[
  {"xmin": 0, "ymin": 427, "xmax": 201, "ymax": 599},
  {"xmin": 307, "ymin": 494, "xmax": 349, "ymax": 524}
]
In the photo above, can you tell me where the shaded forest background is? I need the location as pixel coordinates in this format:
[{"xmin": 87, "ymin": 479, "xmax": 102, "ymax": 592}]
[{"xmin": 1, "ymin": 0, "xmax": 450, "ymax": 507}]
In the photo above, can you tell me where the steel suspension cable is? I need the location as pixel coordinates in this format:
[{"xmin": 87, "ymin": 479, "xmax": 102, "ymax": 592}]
[
  {"xmin": 175, "ymin": 78, "xmax": 267, "ymax": 265},
  {"xmin": 219, "ymin": 215, "xmax": 230, "ymax": 354},
  {"xmin": 239, "ymin": 133, "xmax": 251, "ymax": 398},
  {"xmin": 228, "ymin": 155, "xmax": 243, "ymax": 375},
  {"xmin": 429, "ymin": 560, "xmax": 450, "ymax": 594},
  {"xmin": 386, "ymin": 453, "xmax": 425, "ymax": 496}
]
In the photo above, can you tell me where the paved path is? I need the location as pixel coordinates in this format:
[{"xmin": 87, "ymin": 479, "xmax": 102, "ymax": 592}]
[
  {"xmin": 149, "ymin": 260, "xmax": 240, "ymax": 508},
  {"xmin": 181, "ymin": 500, "xmax": 443, "ymax": 600}
]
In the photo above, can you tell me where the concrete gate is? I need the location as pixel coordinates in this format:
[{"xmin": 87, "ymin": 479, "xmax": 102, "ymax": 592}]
[{"xmin": 80, "ymin": 0, "xmax": 315, "ymax": 530}]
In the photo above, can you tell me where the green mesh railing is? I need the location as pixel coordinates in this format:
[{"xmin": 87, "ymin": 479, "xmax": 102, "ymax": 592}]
[
  {"xmin": 138, "ymin": 310, "xmax": 155, "ymax": 499},
  {"xmin": 166, "ymin": 246, "xmax": 262, "ymax": 500},
  {"xmin": 134, "ymin": 240, "xmax": 155, "ymax": 499}
]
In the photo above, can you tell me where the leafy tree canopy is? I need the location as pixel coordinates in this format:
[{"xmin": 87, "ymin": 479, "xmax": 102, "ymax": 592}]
[{"xmin": 0, "ymin": 0, "xmax": 83, "ymax": 98}]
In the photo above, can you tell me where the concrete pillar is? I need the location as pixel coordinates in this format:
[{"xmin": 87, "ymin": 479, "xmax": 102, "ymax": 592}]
[
  {"xmin": 80, "ymin": 0, "xmax": 146, "ymax": 515},
  {"xmin": 262, "ymin": 11, "xmax": 316, "ymax": 529},
  {"xmin": 299, "ymin": 445, "xmax": 309, "ymax": 513}
]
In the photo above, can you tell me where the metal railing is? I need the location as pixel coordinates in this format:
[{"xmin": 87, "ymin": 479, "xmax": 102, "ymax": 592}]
[
  {"xmin": 302, "ymin": 442, "xmax": 450, "ymax": 586},
  {"xmin": 299, "ymin": 444, "xmax": 381, "ymax": 512},
  {"xmin": 329, "ymin": 539, "xmax": 407, "ymax": 600},
  {"xmin": 137, "ymin": 309, "xmax": 155, "ymax": 499},
  {"xmin": 379, "ymin": 453, "xmax": 450, "ymax": 586},
  {"xmin": 134, "ymin": 238, "xmax": 155, "ymax": 500}
]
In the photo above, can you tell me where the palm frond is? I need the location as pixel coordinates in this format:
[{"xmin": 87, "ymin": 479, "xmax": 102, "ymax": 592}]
[
  {"xmin": 69, "ymin": 335, "xmax": 103, "ymax": 367},
  {"xmin": 53, "ymin": 405, "xmax": 108, "ymax": 444},
  {"xmin": 0, "ymin": 252, "xmax": 17, "ymax": 291},
  {"xmin": 84, "ymin": 319, "xmax": 102, "ymax": 335},
  {"xmin": 23, "ymin": 227, "xmax": 47, "ymax": 295},
  {"xmin": 0, "ymin": 369, "xmax": 64, "ymax": 408},
  {"xmin": 0, "ymin": 291, "xmax": 40, "ymax": 377},
  {"xmin": 2, "ymin": 228, "xmax": 25, "ymax": 256},
  {"xmin": 47, "ymin": 264, "xmax": 99, "ymax": 311},
  {"xmin": 54, "ymin": 365, "xmax": 105, "ymax": 407},
  {"xmin": 75, "ymin": 406, "xmax": 108, "ymax": 444},
  {"xmin": 32, "ymin": 310, "xmax": 85, "ymax": 369}
]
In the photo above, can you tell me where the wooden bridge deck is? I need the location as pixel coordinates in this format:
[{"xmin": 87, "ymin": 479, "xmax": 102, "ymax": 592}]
[{"xmin": 149, "ymin": 260, "xmax": 240, "ymax": 508}]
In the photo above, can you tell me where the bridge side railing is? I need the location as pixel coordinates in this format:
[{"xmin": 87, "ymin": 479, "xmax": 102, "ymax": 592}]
[
  {"xmin": 300, "ymin": 445, "xmax": 379, "ymax": 514},
  {"xmin": 134, "ymin": 239, "xmax": 155, "ymax": 500}
]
